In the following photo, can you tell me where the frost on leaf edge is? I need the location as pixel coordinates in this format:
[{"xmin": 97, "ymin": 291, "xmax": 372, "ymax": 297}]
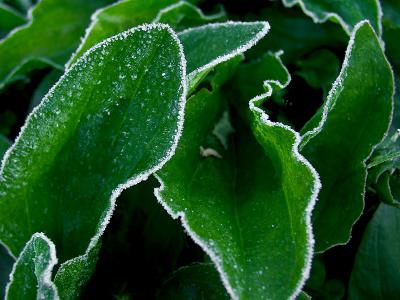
[
  {"xmin": 0, "ymin": 23, "xmax": 188, "ymax": 287},
  {"xmin": 177, "ymin": 21, "xmax": 270, "ymax": 82},
  {"xmin": 247, "ymin": 51, "xmax": 321, "ymax": 300},
  {"xmin": 0, "ymin": 0, "xmax": 73, "ymax": 90},
  {"xmin": 5, "ymin": 232, "xmax": 59, "ymax": 300},
  {"xmin": 300, "ymin": 20, "xmax": 395, "ymax": 252},
  {"xmin": 281, "ymin": 0, "xmax": 383, "ymax": 37},
  {"xmin": 154, "ymin": 51, "xmax": 322, "ymax": 300},
  {"xmin": 152, "ymin": 1, "xmax": 226, "ymax": 24}
]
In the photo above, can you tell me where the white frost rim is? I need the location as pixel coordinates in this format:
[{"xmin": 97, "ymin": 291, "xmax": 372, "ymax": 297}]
[
  {"xmin": 154, "ymin": 174, "xmax": 240, "ymax": 300},
  {"xmin": 64, "ymin": 0, "xmax": 127, "ymax": 69},
  {"xmin": 153, "ymin": 0, "xmax": 226, "ymax": 24},
  {"xmin": 178, "ymin": 21, "xmax": 270, "ymax": 81},
  {"xmin": 54, "ymin": 22, "xmax": 188, "ymax": 285},
  {"xmin": 5, "ymin": 232, "xmax": 59, "ymax": 300},
  {"xmin": 248, "ymin": 51, "xmax": 321, "ymax": 300},
  {"xmin": 301, "ymin": 20, "xmax": 395, "ymax": 252},
  {"xmin": 0, "ymin": 0, "xmax": 37, "ymax": 43},
  {"xmin": 0, "ymin": 23, "xmax": 188, "ymax": 294},
  {"xmin": 154, "ymin": 50, "xmax": 322, "ymax": 300},
  {"xmin": 0, "ymin": 0, "xmax": 41, "ymax": 90},
  {"xmin": 281, "ymin": 0, "xmax": 383, "ymax": 37}
]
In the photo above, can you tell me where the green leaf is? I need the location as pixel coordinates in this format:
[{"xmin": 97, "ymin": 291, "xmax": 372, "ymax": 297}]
[
  {"xmin": 5, "ymin": 0, "xmax": 32, "ymax": 13},
  {"xmin": 372, "ymin": 170, "xmax": 400, "ymax": 208},
  {"xmin": 0, "ymin": 3, "xmax": 25, "ymax": 38},
  {"xmin": 65, "ymin": 0, "xmax": 269, "ymax": 83},
  {"xmin": 0, "ymin": 0, "xmax": 109, "ymax": 89},
  {"xmin": 305, "ymin": 258, "xmax": 326, "ymax": 290},
  {"xmin": 368, "ymin": 123, "xmax": 400, "ymax": 208},
  {"xmin": 297, "ymin": 292, "xmax": 311, "ymax": 300},
  {"xmin": 66, "ymin": 0, "xmax": 177, "ymax": 67},
  {"xmin": 5, "ymin": 232, "xmax": 58, "ymax": 300},
  {"xmin": 349, "ymin": 204, "xmax": 400, "ymax": 300},
  {"xmin": 155, "ymin": 52, "xmax": 320, "ymax": 299},
  {"xmin": 152, "ymin": 1, "xmax": 226, "ymax": 32},
  {"xmin": 282, "ymin": 0, "xmax": 382, "ymax": 36},
  {"xmin": 0, "ymin": 24, "xmax": 186, "ymax": 298},
  {"xmin": 382, "ymin": 0, "xmax": 400, "ymax": 26},
  {"xmin": 178, "ymin": 22, "xmax": 269, "ymax": 82},
  {"xmin": 246, "ymin": 3, "xmax": 347, "ymax": 64},
  {"xmin": 157, "ymin": 263, "xmax": 229, "ymax": 300},
  {"xmin": 300, "ymin": 21, "xmax": 394, "ymax": 251}
]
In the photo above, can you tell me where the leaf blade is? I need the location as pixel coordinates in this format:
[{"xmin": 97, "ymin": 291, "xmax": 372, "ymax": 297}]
[
  {"xmin": 300, "ymin": 21, "xmax": 394, "ymax": 251},
  {"xmin": 155, "ymin": 52, "xmax": 320, "ymax": 299},
  {"xmin": 5, "ymin": 233, "xmax": 58, "ymax": 300},
  {"xmin": 282, "ymin": 0, "xmax": 382, "ymax": 35},
  {"xmin": 0, "ymin": 0, "xmax": 108, "ymax": 89},
  {"xmin": 0, "ymin": 23, "xmax": 187, "ymax": 298},
  {"xmin": 349, "ymin": 204, "xmax": 400, "ymax": 300}
]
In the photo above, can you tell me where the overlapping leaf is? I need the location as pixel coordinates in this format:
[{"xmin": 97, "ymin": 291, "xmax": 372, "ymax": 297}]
[
  {"xmin": 300, "ymin": 21, "xmax": 394, "ymax": 251},
  {"xmin": 66, "ymin": 0, "xmax": 269, "ymax": 84},
  {"xmin": 155, "ymin": 51, "xmax": 320, "ymax": 299},
  {"xmin": 0, "ymin": 24, "xmax": 187, "ymax": 298},
  {"xmin": 349, "ymin": 204, "xmax": 400, "ymax": 299},
  {"xmin": 0, "ymin": 0, "xmax": 109, "ymax": 89},
  {"xmin": 0, "ymin": 3, "xmax": 25, "ymax": 38},
  {"xmin": 281, "ymin": 0, "xmax": 382, "ymax": 35},
  {"xmin": 247, "ymin": 3, "xmax": 347, "ymax": 64},
  {"xmin": 368, "ymin": 128, "xmax": 400, "ymax": 208},
  {"xmin": 152, "ymin": 1, "xmax": 226, "ymax": 32},
  {"xmin": 4, "ymin": 0, "xmax": 32, "ymax": 13},
  {"xmin": 5, "ymin": 233, "xmax": 58, "ymax": 300},
  {"xmin": 66, "ymin": 0, "xmax": 177, "ymax": 67}
]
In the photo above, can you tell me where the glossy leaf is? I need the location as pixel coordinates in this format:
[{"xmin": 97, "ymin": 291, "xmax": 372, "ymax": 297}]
[
  {"xmin": 297, "ymin": 292, "xmax": 311, "ymax": 300},
  {"xmin": 349, "ymin": 204, "xmax": 400, "ymax": 300},
  {"xmin": 157, "ymin": 263, "xmax": 229, "ymax": 300},
  {"xmin": 5, "ymin": 233, "xmax": 58, "ymax": 300},
  {"xmin": 155, "ymin": 52, "xmax": 320, "ymax": 299},
  {"xmin": 282, "ymin": 0, "xmax": 382, "ymax": 36},
  {"xmin": 5, "ymin": 0, "xmax": 32, "ymax": 13},
  {"xmin": 300, "ymin": 21, "xmax": 394, "ymax": 251},
  {"xmin": 0, "ymin": 3, "xmax": 25, "ymax": 38},
  {"xmin": 368, "ymin": 104, "xmax": 400, "ymax": 208},
  {"xmin": 65, "ymin": 0, "xmax": 269, "ymax": 83},
  {"xmin": 178, "ymin": 22, "xmax": 269, "ymax": 81},
  {"xmin": 66, "ymin": 0, "xmax": 177, "ymax": 67},
  {"xmin": 0, "ymin": 0, "xmax": 109, "ymax": 89},
  {"xmin": 152, "ymin": 1, "xmax": 226, "ymax": 32},
  {"xmin": 0, "ymin": 24, "xmax": 186, "ymax": 298}
]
